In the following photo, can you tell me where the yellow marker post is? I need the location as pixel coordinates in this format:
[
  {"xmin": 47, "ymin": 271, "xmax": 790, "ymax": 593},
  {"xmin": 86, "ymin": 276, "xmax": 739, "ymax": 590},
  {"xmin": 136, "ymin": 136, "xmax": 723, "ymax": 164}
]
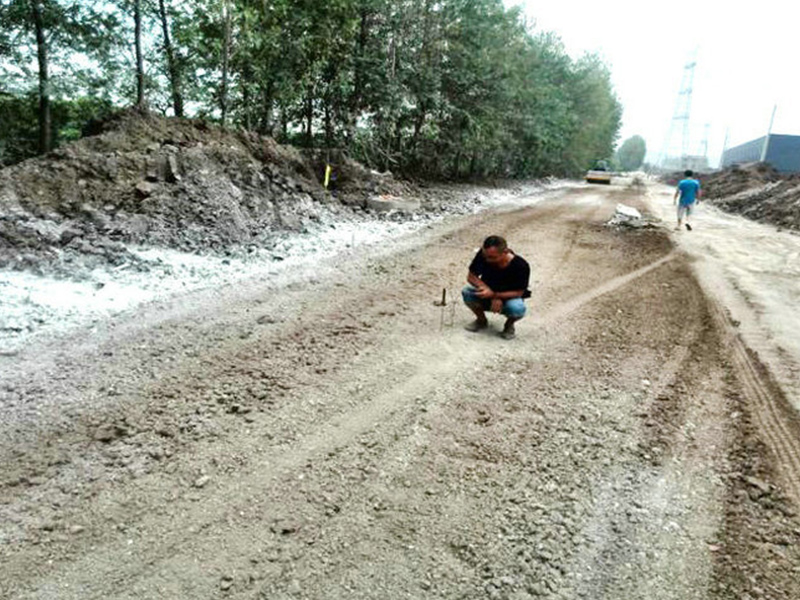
[{"xmin": 324, "ymin": 164, "xmax": 332, "ymax": 189}]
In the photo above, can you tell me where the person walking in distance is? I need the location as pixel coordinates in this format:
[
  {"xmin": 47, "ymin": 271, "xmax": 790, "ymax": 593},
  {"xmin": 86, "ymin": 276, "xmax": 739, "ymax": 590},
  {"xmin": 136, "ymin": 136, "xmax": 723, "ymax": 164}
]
[
  {"xmin": 674, "ymin": 169, "xmax": 702, "ymax": 231},
  {"xmin": 462, "ymin": 235, "xmax": 531, "ymax": 340}
]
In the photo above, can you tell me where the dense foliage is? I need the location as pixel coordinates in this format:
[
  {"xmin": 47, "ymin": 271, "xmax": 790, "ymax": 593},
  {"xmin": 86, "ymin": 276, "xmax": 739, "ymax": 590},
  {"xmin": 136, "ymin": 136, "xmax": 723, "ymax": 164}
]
[
  {"xmin": 0, "ymin": 0, "xmax": 621, "ymax": 179},
  {"xmin": 616, "ymin": 135, "xmax": 646, "ymax": 171}
]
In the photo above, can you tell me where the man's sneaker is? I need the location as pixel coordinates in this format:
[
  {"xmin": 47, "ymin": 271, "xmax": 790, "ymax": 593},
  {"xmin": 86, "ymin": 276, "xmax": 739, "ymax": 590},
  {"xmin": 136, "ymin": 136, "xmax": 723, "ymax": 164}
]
[
  {"xmin": 685, "ymin": 223, "xmax": 692, "ymax": 231},
  {"xmin": 500, "ymin": 322, "xmax": 516, "ymax": 340},
  {"xmin": 465, "ymin": 319, "xmax": 488, "ymax": 333}
]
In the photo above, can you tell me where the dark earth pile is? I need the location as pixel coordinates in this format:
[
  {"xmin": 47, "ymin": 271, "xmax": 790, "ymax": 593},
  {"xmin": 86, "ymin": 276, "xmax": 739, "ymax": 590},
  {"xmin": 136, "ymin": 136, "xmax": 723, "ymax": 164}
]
[
  {"xmin": 664, "ymin": 163, "xmax": 800, "ymax": 232},
  {"xmin": 0, "ymin": 110, "xmax": 417, "ymax": 277},
  {"xmin": 699, "ymin": 162, "xmax": 787, "ymax": 196}
]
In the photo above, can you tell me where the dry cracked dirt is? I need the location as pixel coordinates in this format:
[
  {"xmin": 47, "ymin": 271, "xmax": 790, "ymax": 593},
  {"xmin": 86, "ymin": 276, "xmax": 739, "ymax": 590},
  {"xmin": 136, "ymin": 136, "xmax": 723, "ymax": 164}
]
[{"xmin": 2, "ymin": 184, "xmax": 800, "ymax": 600}]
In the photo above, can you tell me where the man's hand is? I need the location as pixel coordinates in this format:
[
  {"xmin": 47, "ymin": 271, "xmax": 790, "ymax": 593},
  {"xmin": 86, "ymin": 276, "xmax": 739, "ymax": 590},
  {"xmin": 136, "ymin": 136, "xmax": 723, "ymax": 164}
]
[
  {"xmin": 490, "ymin": 298, "xmax": 503, "ymax": 313},
  {"xmin": 475, "ymin": 285, "xmax": 494, "ymax": 299}
]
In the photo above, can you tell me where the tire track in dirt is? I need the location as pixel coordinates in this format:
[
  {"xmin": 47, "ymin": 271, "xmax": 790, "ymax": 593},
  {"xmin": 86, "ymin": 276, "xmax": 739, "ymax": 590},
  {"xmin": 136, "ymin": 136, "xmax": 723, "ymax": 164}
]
[
  {"xmin": 549, "ymin": 256, "xmax": 728, "ymax": 600},
  {"xmin": 531, "ymin": 252, "xmax": 677, "ymax": 325},
  {"xmin": 706, "ymin": 295, "xmax": 800, "ymax": 503}
]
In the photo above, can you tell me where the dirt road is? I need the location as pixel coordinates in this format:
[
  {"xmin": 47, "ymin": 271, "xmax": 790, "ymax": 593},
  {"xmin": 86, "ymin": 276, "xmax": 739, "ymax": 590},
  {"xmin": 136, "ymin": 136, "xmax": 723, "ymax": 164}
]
[{"xmin": 2, "ymin": 183, "xmax": 799, "ymax": 600}]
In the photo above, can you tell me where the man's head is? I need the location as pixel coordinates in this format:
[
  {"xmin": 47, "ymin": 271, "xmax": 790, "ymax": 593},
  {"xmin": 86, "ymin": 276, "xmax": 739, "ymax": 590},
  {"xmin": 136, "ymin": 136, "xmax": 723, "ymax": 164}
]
[
  {"xmin": 684, "ymin": 169, "xmax": 694, "ymax": 177},
  {"xmin": 482, "ymin": 235, "xmax": 508, "ymax": 265}
]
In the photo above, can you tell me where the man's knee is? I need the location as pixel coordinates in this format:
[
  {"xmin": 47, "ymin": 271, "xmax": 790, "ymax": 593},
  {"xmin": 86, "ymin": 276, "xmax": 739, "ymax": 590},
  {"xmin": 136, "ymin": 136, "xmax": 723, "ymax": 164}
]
[
  {"xmin": 503, "ymin": 298, "xmax": 526, "ymax": 319},
  {"xmin": 462, "ymin": 285, "xmax": 480, "ymax": 304}
]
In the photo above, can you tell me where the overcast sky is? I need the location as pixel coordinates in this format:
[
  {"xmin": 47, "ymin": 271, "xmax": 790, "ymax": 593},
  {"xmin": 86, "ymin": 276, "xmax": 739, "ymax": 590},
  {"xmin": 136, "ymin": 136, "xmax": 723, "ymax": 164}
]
[{"xmin": 507, "ymin": 0, "xmax": 800, "ymax": 166}]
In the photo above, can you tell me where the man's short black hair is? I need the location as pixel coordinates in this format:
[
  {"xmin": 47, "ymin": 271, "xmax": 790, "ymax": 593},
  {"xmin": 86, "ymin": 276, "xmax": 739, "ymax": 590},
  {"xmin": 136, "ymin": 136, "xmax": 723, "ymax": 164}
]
[
  {"xmin": 684, "ymin": 169, "xmax": 694, "ymax": 177},
  {"xmin": 482, "ymin": 235, "xmax": 507, "ymax": 251}
]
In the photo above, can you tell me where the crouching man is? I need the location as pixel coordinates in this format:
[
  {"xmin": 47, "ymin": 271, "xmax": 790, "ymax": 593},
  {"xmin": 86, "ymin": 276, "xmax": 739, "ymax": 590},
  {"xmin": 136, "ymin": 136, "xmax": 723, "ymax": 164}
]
[{"xmin": 462, "ymin": 235, "xmax": 531, "ymax": 340}]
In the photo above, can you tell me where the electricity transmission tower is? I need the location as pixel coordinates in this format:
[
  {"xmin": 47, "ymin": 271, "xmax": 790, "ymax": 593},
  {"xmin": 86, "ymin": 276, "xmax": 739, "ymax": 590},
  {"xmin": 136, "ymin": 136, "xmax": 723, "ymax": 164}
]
[
  {"xmin": 700, "ymin": 123, "xmax": 710, "ymax": 160},
  {"xmin": 659, "ymin": 56, "xmax": 697, "ymax": 169}
]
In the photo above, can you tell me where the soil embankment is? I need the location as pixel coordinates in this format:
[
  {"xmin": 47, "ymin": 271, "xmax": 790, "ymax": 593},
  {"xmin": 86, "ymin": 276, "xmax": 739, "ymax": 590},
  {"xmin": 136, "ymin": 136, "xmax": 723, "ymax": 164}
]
[{"xmin": 0, "ymin": 110, "xmax": 408, "ymax": 278}]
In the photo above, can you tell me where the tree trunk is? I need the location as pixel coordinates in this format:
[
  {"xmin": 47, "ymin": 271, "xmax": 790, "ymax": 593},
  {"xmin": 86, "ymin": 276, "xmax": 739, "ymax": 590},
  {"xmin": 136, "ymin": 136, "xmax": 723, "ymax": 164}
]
[
  {"xmin": 241, "ymin": 83, "xmax": 251, "ymax": 131},
  {"xmin": 220, "ymin": 0, "xmax": 231, "ymax": 127},
  {"xmin": 412, "ymin": 0, "xmax": 435, "ymax": 151},
  {"xmin": 237, "ymin": 10, "xmax": 254, "ymax": 131},
  {"xmin": 323, "ymin": 61, "xmax": 337, "ymax": 148},
  {"xmin": 324, "ymin": 101, "xmax": 333, "ymax": 149},
  {"xmin": 238, "ymin": 65, "xmax": 254, "ymax": 131},
  {"xmin": 158, "ymin": 0, "xmax": 183, "ymax": 117},
  {"xmin": 30, "ymin": 0, "xmax": 50, "ymax": 154},
  {"xmin": 280, "ymin": 106, "xmax": 288, "ymax": 143},
  {"xmin": 393, "ymin": 116, "xmax": 402, "ymax": 164},
  {"xmin": 346, "ymin": 6, "xmax": 369, "ymax": 145},
  {"xmin": 469, "ymin": 151, "xmax": 478, "ymax": 178},
  {"xmin": 388, "ymin": 35, "xmax": 396, "ymax": 80},
  {"xmin": 412, "ymin": 111, "xmax": 426, "ymax": 146},
  {"xmin": 305, "ymin": 83, "xmax": 313, "ymax": 146},
  {"xmin": 453, "ymin": 150, "xmax": 462, "ymax": 179},
  {"xmin": 259, "ymin": 81, "xmax": 274, "ymax": 135},
  {"xmin": 134, "ymin": 0, "xmax": 146, "ymax": 108}
]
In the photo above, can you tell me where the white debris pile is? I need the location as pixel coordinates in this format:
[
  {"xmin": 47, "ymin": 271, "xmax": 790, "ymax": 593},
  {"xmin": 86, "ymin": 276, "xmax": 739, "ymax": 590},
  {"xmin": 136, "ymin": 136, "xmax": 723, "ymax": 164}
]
[{"xmin": 606, "ymin": 203, "xmax": 657, "ymax": 228}]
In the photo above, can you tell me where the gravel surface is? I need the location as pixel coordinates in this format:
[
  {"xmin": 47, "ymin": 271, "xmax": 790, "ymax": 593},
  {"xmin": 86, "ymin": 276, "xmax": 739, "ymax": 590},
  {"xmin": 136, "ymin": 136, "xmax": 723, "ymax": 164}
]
[{"xmin": 2, "ymin": 181, "xmax": 800, "ymax": 600}]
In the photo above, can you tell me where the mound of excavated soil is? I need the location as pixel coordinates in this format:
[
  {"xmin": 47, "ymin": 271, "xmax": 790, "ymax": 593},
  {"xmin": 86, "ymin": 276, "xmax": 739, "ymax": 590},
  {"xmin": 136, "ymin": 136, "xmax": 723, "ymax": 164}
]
[
  {"xmin": 701, "ymin": 162, "xmax": 784, "ymax": 195},
  {"xmin": 702, "ymin": 164, "xmax": 800, "ymax": 231},
  {"xmin": 0, "ymin": 110, "xmax": 419, "ymax": 278},
  {"xmin": 662, "ymin": 163, "xmax": 800, "ymax": 232}
]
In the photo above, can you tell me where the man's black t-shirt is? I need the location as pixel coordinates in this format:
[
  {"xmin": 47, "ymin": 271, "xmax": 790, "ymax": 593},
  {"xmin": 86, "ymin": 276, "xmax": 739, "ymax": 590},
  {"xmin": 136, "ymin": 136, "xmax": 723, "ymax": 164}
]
[{"xmin": 469, "ymin": 250, "xmax": 531, "ymax": 298}]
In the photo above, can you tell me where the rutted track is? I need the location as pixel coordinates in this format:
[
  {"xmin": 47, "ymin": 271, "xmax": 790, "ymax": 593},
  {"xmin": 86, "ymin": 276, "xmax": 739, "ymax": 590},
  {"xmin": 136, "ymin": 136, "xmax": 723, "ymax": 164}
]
[{"xmin": 706, "ymin": 294, "xmax": 800, "ymax": 501}]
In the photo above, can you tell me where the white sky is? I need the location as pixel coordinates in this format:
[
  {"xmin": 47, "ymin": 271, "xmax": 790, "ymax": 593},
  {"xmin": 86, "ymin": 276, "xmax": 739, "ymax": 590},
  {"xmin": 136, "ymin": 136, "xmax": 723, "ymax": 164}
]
[{"xmin": 508, "ymin": 0, "xmax": 800, "ymax": 166}]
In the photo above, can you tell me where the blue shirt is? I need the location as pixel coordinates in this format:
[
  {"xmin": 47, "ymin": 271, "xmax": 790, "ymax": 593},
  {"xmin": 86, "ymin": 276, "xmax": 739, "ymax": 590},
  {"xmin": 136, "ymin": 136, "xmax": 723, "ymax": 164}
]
[{"xmin": 677, "ymin": 178, "xmax": 701, "ymax": 205}]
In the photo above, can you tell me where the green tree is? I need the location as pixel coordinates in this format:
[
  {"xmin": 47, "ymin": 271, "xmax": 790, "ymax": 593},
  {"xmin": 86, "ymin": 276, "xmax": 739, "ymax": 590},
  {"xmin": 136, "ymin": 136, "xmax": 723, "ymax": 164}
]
[
  {"xmin": 560, "ymin": 53, "xmax": 622, "ymax": 175},
  {"xmin": 1, "ymin": 0, "xmax": 623, "ymax": 179},
  {"xmin": 616, "ymin": 134, "xmax": 646, "ymax": 171},
  {"xmin": 0, "ymin": 0, "xmax": 118, "ymax": 158},
  {"xmin": 157, "ymin": 0, "xmax": 183, "ymax": 116}
]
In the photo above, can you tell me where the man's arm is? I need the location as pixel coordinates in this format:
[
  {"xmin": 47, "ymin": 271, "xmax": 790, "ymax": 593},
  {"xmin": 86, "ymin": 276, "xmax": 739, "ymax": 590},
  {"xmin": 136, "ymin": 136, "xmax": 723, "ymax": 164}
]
[
  {"xmin": 491, "ymin": 289, "xmax": 525, "ymax": 300},
  {"xmin": 467, "ymin": 272, "xmax": 524, "ymax": 300},
  {"xmin": 487, "ymin": 289, "xmax": 524, "ymax": 313},
  {"xmin": 467, "ymin": 270, "xmax": 483, "ymax": 287},
  {"xmin": 467, "ymin": 271, "xmax": 494, "ymax": 298}
]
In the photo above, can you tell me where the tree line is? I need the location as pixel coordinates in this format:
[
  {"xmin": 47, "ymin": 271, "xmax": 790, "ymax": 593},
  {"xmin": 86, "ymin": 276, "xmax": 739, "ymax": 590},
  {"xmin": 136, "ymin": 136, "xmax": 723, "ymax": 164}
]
[{"xmin": 0, "ymin": 0, "xmax": 622, "ymax": 179}]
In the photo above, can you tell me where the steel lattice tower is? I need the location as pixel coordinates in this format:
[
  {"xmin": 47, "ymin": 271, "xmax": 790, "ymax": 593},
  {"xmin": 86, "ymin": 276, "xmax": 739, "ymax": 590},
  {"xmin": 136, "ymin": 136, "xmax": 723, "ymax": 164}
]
[{"xmin": 659, "ymin": 57, "xmax": 697, "ymax": 169}]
